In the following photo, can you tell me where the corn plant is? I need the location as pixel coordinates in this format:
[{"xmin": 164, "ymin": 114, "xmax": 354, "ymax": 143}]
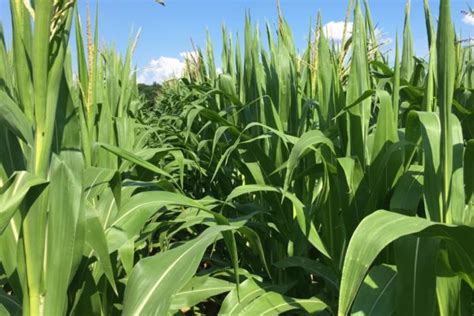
[
  {"xmin": 0, "ymin": 1, "xmax": 207, "ymax": 314},
  {"xmin": 138, "ymin": 0, "xmax": 474, "ymax": 314},
  {"xmin": 1, "ymin": 0, "xmax": 473, "ymax": 314}
]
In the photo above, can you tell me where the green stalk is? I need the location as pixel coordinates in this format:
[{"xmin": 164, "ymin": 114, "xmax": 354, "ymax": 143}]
[
  {"xmin": 31, "ymin": 0, "xmax": 53, "ymax": 178},
  {"xmin": 436, "ymin": 0, "xmax": 455, "ymax": 222},
  {"xmin": 25, "ymin": 2, "xmax": 53, "ymax": 314}
]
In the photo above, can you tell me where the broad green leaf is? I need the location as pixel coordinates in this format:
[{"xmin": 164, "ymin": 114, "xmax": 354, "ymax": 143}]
[
  {"xmin": 352, "ymin": 265, "xmax": 397, "ymax": 316},
  {"xmin": 390, "ymin": 165, "xmax": 423, "ymax": 214},
  {"xmin": 406, "ymin": 111, "xmax": 442, "ymax": 222},
  {"xmin": 338, "ymin": 210, "xmax": 474, "ymax": 315},
  {"xmin": 0, "ymin": 90, "xmax": 33, "ymax": 144},
  {"xmin": 107, "ymin": 191, "xmax": 210, "ymax": 245},
  {"xmin": 84, "ymin": 167, "xmax": 116, "ymax": 200},
  {"xmin": 219, "ymin": 278, "xmax": 290, "ymax": 315},
  {"xmin": 99, "ymin": 143, "xmax": 174, "ymax": 180},
  {"xmin": 436, "ymin": 276, "xmax": 468, "ymax": 316},
  {"xmin": 448, "ymin": 115, "xmax": 466, "ymax": 225},
  {"xmin": 394, "ymin": 236, "xmax": 439, "ymax": 316},
  {"xmin": 226, "ymin": 184, "xmax": 330, "ymax": 258},
  {"xmin": 169, "ymin": 276, "xmax": 234, "ymax": 311},
  {"xmin": 109, "ymin": 189, "xmax": 241, "ymax": 293},
  {"xmin": 0, "ymin": 213, "xmax": 21, "ymax": 297},
  {"xmin": 238, "ymin": 291, "xmax": 328, "ymax": 316},
  {"xmin": 122, "ymin": 225, "xmax": 234, "ymax": 315},
  {"xmin": 0, "ymin": 171, "xmax": 46, "ymax": 233},
  {"xmin": 0, "ymin": 305, "xmax": 9, "ymax": 316},
  {"xmin": 371, "ymin": 90, "xmax": 398, "ymax": 162},
  {"xmin": 44, "ymin": 153, "xmax": 85, "ymax": 315},
  {"xmin": 118, "ymin": 238, "xmax": 135, "ymax": 276},
  {"xmin": 283, "ymin": 129, "xmax": 334, "ymax": 192},
  {"xmin": 84, "ymin": 202, "xmax": 117, "ymax": 293}
]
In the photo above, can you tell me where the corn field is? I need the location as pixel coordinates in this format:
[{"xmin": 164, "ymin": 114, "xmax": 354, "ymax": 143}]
[{"xmin": 0, "ymin": 0, "xmax": 473, "ymax": 315}]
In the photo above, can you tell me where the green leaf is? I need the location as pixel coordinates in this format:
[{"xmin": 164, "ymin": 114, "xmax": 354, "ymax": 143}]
[
  {"xmin": 238, "ymin": 226, "xmax": 271, "ymax": 278},
  {"xmin": 406, "ymin": 111, "xmax": 443, "ymax": 222},
  {"xmin": 371, "ymin": 90, "xmax": 398, "ymax": 162},
  {"xmin": 436, "ymin": 276, "xmax": 467, "ymax": 316},
  {"xmin": 99, "ymin": 143, "xmax": 174, "ymax": 180},
  {"xmin": 107, "ymin": 191, "xmax": 211, "ymax": 248},
  {"xmin": 394, "ymin": 236, "xmax": 439, "ymax": 316},
  {"xmin": 351, "ymin": 265, "xmax": 397, "ymax": 316},
  {"xmin": 44, "ymin": 153, "xmax": 86, "ymax": 315},
  {"xmin": 219, "ymin": 278, "xmax": 290, "ymax": 315},
  {"xmin": 84, "ymin": 202, "xmax": 117, "ymax": 294},
  {"xmin": 0, "ymin": 171, "xmax": 46, "ymax": 233},
  {"xmin": 170, "ymin": 276, "xmax": 234, "ymax": 311},
  {"xmin": 436, "ymin": 0, "xmax": 455, "ymax": 221},
  {"xmin": 238, "ymin": 291, "xmax": 328, "ymax": 315},
  {"xmin": 0, "ymin": 90, "xmax": 33, "ymax": 144},
  {"xmin": 0, "ymin": 288, "xmax": 21, "ymax": 316},
  {"xmin": 401, "ymin": 0, "xmax": 414, "ymax": 81},
  {"xmin": 226, "ymin": 184, "xmax": 330, "ymax": 258},
  {"xmin": 465, "ymin": 140, "xmax": 474, "ymax": 225},
  {"xmin": 283, "ymin": 129, "xmax": 334, "ymax": 192},
  {"xmin": 338, "ymin": 210, "xmax": 474, "ymax": 315},
  {"xmin": 390, "ymin": 165, "xmax": 423, "ymax": 215},
  {"xmin": 122, "ymin": 225, "xmax": 234, "ymax": 315},
  {"xmin": 84, "ymin": 167, "xmax": 116, "ymax": 200},
  {"xmin": 317, "ymin": 15, "xmax": 336, "ymax": 129},
  {"xmin": 345, "ymin": 0, "xmax": 370, "ymax": 164}
]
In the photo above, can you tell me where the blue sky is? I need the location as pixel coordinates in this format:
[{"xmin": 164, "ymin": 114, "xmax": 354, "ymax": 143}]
[{"xmin": 1, "ymin": 0, "xmax": 474, "ymax": 83}]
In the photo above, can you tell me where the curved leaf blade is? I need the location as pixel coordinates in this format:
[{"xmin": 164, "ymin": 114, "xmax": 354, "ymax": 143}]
[
  {"xmin": 123, "ymin": 225, "xmax": 233, "ymax": 315},
  {"xmin": 338, "ymin": 210, "xmax": 474, "ymax": 315}
]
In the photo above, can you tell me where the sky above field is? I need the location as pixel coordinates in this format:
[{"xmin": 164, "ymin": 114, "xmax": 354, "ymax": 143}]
[{"xmin": 1, "ymin": 0, "xmax": 474, "ymax": 84}]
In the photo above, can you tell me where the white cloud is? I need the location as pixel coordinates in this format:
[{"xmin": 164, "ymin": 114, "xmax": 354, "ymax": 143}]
[
  {"xmin": 323, "ymin": 21, "xmax": 391, "ymax": 45},
  {"xmin": 138, "ymin": 51, "xmax": 197, "ymax": 84},
  {"xmin": 138, "ymin": 57, "xmax": 184, "ymax": 84},
  {"xmin": 323, "ymin": 21, "xmax": 352, "ymax": 42},
  {"xmin": 463, "ymin": 14, "xmax": 474, "ymax": 26}
]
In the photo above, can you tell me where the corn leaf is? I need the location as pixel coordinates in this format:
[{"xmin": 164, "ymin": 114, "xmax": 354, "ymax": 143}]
[
  {"xmin": 0, "ymin": 171, "xmax": 45, "ymax": 233},
  {"xmin": 351, "ymin": 265, "xmax": 397, "ymax": 316},
  {"xmin": 122, "ymin": 225, "xmax": 234, "ymax": 315},
  {"xmin": 238, "ymin": 291, "xmax": 328, "ymax": 315},
  {"xmin": 338, "ymin": 210, "xmax": 474, "ymax": 315}
]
